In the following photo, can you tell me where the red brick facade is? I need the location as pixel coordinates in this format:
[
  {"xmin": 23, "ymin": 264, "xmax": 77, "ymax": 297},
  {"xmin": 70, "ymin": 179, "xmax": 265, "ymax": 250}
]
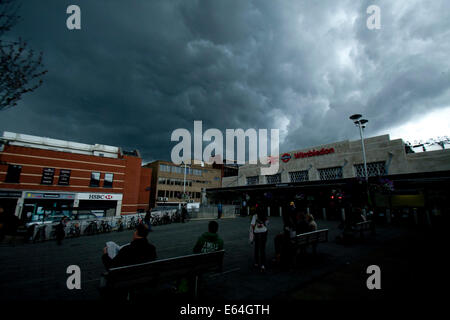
[{"xmin": 0, "ymin": 144, "xmax": 151, "ymax": 216}]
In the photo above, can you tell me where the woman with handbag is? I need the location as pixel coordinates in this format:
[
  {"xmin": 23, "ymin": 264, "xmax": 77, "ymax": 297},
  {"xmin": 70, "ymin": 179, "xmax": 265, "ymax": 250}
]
[{"xmin": 251, "ymin": 206, "xmax": 268, "ymax": 272}]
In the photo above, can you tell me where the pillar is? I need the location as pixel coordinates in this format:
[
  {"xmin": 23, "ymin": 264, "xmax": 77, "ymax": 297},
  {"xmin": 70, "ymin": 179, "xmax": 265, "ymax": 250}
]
[{"xmin": 322, "ymin": 208, "xmax": 327, "ymax": 220}]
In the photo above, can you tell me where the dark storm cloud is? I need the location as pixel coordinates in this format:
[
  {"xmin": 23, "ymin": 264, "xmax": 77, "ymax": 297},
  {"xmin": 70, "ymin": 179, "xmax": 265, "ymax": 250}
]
[{"xmin": 1, "ymin": 0, "xmax": 449, "ymax": 161}]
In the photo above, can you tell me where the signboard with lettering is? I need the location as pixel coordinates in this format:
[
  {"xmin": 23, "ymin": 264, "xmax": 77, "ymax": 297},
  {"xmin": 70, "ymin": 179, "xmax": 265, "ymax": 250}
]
[
  {"xmin": 24, "ymin": 192, "xmax": 75, "ymax": 199},
  {"xmin": 58, "ymin": 169, "xmax": 71, "ymax": 185},
  {"xmin": 77, "ymin": 193, "xmax": 123, "ymax": 201},
  {"xmin": 41, "ymin": 168, "xmax": 55, "ymax": 185},
  {"xmin": 0, "ymin": 191, "xmax": 22, "ymax": 198}
]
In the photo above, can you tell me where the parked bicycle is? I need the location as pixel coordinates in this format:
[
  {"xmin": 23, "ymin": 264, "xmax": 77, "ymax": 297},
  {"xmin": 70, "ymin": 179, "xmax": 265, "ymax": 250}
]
[
  {"xmin": 32, "ymin": 224, "xmax": 47, "ymax": 243},
  {"xmin": 84, "ymin": 220, "xmax": 99, "ymax": 235},
  {"xmin": 67, "ymin": 222, "xmax": 81, "ymax": 237}
]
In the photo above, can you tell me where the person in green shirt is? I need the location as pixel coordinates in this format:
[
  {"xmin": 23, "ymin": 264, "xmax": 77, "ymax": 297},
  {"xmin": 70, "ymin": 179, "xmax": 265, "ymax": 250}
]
[
  {"xmin": 193, "ymin": 221, "xmax": 224, "ymax": 253},
  {"xmin": 178, "ymin": 221, "xmax": 224, "ymax": 295}
]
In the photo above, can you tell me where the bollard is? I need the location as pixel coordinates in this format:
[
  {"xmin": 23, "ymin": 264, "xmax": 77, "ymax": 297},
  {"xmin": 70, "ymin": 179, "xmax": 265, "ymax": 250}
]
[
  {"xmin": 279, "ymin": 206, "xmax": 282, "ymax": 217},
  {"xmin": 322, "ymin": 208, "xmax": 327, "ymax": 220},
  {"xmin": 362, "ymin": 208, "xmax": 367, "ymax": 219},
  {"xmin": 341, "ymin": 208, "xmax": 346, "ymax": 222},
  {"xmin": 247, "ymin": 206, "xmax": 250, "ymax": 216},
  {"xmin": 307, "ymin": 207, "xmax": 310, "ymax": 214},
  {"xmin": 267, "ymin": 206, "xmax": 271, "ymax": 217}
]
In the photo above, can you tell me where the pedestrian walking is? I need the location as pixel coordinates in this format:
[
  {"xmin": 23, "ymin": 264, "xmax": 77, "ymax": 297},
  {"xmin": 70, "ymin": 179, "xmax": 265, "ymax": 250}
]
[
  {"xmin": 144, "ymin": 209, "xmax": 152, "ymax": 232},
  {"xmin": 251, "ymin": 205, "xmax": 268, "ymax": 272},
  {"xmin": 217, "ymin": 203, "xmax": 223, "ymax": 219},
  {"xmin": 55, "ymin": 217, "xmax": 67, "ymax": 246}
]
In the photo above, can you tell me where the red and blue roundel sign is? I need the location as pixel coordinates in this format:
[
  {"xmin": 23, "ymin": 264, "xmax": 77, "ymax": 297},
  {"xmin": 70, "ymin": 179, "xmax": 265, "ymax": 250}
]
[{"xmin": 281, "ymin": 153, "xmax": 291, "ymax": 163}]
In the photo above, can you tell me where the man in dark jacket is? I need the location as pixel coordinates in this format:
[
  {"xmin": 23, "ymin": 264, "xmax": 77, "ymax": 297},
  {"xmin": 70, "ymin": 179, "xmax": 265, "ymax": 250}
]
[
  {"xmin": 102, "ymin": 223, "xmax": 157, "ymax": 270},
  {"xmin": 193, "ymin": 221, "xmax": 224, "ymax": 253}
]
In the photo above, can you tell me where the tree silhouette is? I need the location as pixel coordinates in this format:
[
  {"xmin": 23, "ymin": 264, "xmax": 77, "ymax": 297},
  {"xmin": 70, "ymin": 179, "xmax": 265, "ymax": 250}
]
[{"xmin": 0, "ymin": 0, "xmax": 47, "ymax": 111}]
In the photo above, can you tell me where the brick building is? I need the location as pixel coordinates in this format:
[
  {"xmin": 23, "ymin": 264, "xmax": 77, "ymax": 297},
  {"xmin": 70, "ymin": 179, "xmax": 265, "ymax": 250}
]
[
  {"xmin": 144, "ymin": 160, "xmax": 221, "ymax": 208},
  {"xmin": 0, "ymin": 132, "xmax": 151, "ymax": 221}
]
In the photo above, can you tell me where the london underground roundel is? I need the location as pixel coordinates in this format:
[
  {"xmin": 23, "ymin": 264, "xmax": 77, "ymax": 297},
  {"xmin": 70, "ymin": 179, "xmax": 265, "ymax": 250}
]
[{"xmin": 281, "ymin": 153, "xmax": 291, "ymax": 163}]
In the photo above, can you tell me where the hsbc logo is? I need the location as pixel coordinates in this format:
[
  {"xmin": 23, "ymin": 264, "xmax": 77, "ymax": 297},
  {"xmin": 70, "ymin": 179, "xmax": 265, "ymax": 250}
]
[{"xmin": 88, "ymin": 194, "xmax": 114, "ymax": 200}]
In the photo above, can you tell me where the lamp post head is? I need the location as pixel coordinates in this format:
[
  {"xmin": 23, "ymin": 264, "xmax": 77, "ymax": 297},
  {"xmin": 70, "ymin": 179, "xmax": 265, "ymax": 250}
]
[{"xmin": 349, "ymin": 114, "xmax": 362, "ymax": 121}]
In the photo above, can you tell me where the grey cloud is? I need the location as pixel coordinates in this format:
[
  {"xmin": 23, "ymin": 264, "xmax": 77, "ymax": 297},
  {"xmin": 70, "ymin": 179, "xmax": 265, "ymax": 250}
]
[{"xmin": 1, "ymin": 0, "xmax": 449, "ymax": 162}]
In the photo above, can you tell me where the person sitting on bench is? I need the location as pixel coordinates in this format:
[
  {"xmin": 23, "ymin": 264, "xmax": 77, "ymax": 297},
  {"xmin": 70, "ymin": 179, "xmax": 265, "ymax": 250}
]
[{"xmin": 102, "ymin": 223, "xmax": 157, "ymax": 270}]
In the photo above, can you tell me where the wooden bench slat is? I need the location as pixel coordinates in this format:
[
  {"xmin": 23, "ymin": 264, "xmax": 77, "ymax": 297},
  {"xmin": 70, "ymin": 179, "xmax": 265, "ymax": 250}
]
[{"xmin": 101, "ymin": 250, "xmax": 225, "ymax": 291}]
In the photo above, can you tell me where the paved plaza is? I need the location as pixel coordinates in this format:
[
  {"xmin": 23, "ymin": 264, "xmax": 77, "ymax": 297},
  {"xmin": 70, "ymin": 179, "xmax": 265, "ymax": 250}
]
[{"xmin": 0, "ymin": 215, "xmax": 444, "ymax": 301}]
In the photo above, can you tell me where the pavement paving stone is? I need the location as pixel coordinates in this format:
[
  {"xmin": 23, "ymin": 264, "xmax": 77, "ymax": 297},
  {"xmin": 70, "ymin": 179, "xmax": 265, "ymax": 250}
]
[{"xmin": 0, "ymin": 216, "xmax": 413, "ymax": 301}]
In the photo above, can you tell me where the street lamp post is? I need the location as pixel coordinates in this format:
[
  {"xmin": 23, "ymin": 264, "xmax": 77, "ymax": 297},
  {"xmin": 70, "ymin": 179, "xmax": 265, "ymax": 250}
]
[{"xmin": 349, "ymin": 114, "xmax": 369, "ymax": 182}]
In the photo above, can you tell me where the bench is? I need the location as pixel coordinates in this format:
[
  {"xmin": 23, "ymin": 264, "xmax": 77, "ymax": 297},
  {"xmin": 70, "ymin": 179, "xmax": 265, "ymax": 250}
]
[
  {"xmin": 99, "ymin": 250, "xmax": 225, "ymax": 301},
  {"xmin": 292, "ymin": 229, "xmax": 328, "ymax": 266},
  {"xmin": 353, "ymin": 220, "xmax": 375, "ymax": 238}
]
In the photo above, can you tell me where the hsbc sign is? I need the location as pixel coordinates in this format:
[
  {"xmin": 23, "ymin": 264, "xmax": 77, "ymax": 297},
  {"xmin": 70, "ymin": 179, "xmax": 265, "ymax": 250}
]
[{"xmin": 77, "ymin": 193, "xmax": 123, "ymax": 201}]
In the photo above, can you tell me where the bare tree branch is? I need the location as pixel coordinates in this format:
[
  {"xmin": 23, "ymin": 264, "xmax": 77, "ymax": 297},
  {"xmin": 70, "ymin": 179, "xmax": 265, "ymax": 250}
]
[{"xmin": 0, "ymin": 0, "xmax": 47, "ymax": 111}]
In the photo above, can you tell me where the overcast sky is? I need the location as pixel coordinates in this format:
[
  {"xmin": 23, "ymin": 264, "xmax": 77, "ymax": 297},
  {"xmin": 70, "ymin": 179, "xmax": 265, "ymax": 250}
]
[{"xmin": 1, "ymin": 0, "xmax": 449, "ymax": 162}]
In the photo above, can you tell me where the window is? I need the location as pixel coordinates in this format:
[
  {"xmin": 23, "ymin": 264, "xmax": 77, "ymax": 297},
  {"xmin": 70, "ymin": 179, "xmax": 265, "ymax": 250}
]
[
  {"xmin": 41, "ymin": 168, "xmax": 55, "ymax": 185},
  {"xmin": 289, "ymin": 170, "xmax": 309, "ymax": 182},
  {"xmin": 157, "ymin": 190, "xmax": 165, "ymax": 198},
  {"xmin": 159, "ymin": 164, "xmax": 171, "ymax": 172},
  {"xmin": 158, "ymin": 177, "xmax": 166, "ymax": 185},
  {"xmin": 266, "ymin": 173, "xmax": 281, "ymax": 184},
  {"xmin": 318, "ymin": 167, "xmax": 343, "ymax": 180},
  {"xmin": 5, "ymin": 165, "xmax": 21, "ymax": 183},
  {"xmin": 246, "ymin": 176, "xmax": 259, "ymax": 185},
  {"xmin": 104, "ymin": 173, "xmax": 114, "ymax": 188},
  {"xmin": 90, "ymin": 172, "xmax": 101, "ymax": 187},
  {"xmin": 58, "ymin": 169, "xmax": 71, "ymax": 185},
  {"xmin": 354, "ymin": 161, "xmax": 386, "ymax": 178}
]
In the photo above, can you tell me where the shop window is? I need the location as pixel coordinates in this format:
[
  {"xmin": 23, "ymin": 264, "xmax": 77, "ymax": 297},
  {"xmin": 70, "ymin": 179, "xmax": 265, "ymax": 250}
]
[
  {"xmin": 318, "ymin": 167, "xmax": 343, "ymax": 180},
  {"xmin": 289, "ymin": 170, "xmax": 309, "ymax": 182},
  {"xmin": 90, "ymin": 172, "xmax": 101, "ymax": 187},
  {"xmin": 5, "ymin": 165, "xmax": 21, "ymax": 183},
  {"xmin": 104, "ymin": 173, "xmax": 114, "ymax": 188}
]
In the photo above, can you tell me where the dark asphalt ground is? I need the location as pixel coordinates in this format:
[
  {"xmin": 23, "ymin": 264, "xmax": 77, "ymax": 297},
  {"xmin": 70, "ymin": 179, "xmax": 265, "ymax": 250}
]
[{"xmin": 0, "ymin": 215, "xmax": 445, "ymax": 302}]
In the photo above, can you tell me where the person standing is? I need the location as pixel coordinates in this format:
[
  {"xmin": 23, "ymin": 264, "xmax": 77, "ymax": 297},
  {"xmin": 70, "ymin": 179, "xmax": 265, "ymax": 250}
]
[
  {"xmin": 181, "ymin": 204, "xmax": 188, "ymax": 223},
  {"xmin": 55, "ymin": 217, "xmax": 67, "ymax": 245},
  {"xmin": 144, "ymin": 209, "xmax": 152, "ymax": 232},
  {"xmin": 251, "ymin": 207, "xmax": 268, "ymax": 272},
  {"xmin": 217, "ymin": 203, "xmax": 223, "ymax": 219},
  {"xmin": 0, "ymin": 206, "xmax": 20, "ymax": 245}
]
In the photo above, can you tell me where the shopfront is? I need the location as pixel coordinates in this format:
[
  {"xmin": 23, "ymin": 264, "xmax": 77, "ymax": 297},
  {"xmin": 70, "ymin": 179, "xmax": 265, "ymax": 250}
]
[
  {"xmin": 75, "ymin": 192, "xmax": 123, "ymax": 217},
  {"xmin": 0, "ymin": 190, "xmax": 23, "ymax": 216},
  {"xmin": 21, "ymin": 191, "xmax": 76, "ymax": 223}
]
